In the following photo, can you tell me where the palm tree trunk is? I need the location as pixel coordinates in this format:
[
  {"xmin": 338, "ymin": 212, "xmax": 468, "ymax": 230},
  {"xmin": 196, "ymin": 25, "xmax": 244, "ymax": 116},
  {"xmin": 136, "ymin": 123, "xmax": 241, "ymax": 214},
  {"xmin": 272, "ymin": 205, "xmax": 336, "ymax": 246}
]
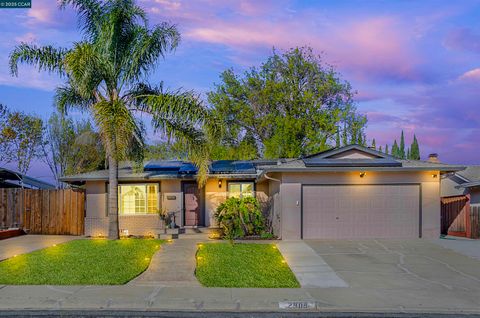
[{"xmin": 108, "ymin": 153, "xmax": 120, "ymax": 239}]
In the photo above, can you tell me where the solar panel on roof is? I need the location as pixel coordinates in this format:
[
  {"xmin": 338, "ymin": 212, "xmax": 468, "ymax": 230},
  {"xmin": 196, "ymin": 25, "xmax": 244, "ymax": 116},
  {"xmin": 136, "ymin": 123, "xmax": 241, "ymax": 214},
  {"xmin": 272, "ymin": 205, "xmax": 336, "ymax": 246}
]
[
  {"xmin": 144, "ymin": 160, "xmax": 183, "ymax": 171},
  {"xmin": 210, "ymin": 160, "xmax": 256, "ymax": 174}
]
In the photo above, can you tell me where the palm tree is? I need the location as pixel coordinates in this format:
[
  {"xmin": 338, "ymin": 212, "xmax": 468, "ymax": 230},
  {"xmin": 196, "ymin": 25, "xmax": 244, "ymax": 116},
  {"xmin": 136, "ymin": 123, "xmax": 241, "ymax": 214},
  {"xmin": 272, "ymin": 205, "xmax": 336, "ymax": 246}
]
[{"xmin": 10, "ymin": 0, "xmax": 216, "ymax": 239}]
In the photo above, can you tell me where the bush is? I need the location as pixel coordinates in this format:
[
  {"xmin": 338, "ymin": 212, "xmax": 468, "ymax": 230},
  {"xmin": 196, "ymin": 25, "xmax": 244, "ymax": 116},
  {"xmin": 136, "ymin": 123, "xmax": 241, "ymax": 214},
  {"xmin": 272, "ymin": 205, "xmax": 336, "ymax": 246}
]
[{"xmin": 215, "ymin": 196, "xmax": 265, "ymax": 240}]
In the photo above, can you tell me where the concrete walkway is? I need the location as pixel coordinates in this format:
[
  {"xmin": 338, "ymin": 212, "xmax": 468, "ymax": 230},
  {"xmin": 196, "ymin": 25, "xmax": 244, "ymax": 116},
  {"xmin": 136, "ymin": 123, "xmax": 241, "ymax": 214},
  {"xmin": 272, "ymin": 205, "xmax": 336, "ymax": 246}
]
[
  {"xmin": 277, "ymin": 241, "xmax": 348, "ymax": 288},
  {"xmin": 129, "ymin": 238, "xmax": 203, "ymax": 287},
  {"xmin": 0, "ymin": 234, "xmax": 79, "ymax": 261}
]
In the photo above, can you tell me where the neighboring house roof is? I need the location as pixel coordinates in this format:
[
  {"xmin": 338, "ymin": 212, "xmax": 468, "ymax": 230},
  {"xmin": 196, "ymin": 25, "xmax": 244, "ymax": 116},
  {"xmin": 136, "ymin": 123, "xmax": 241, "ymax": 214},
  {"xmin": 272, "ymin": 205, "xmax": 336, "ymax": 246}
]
[
  {"xmin": 0, "ymin": 167, "xmax": 55, "ymax": 189},
  {"xmin": 449, "ymin": 166, "xmax": 480, "ymax": 189},
  {"xmin": 60, "ymin": 145, "xmax": 465, "ymax": 183}
]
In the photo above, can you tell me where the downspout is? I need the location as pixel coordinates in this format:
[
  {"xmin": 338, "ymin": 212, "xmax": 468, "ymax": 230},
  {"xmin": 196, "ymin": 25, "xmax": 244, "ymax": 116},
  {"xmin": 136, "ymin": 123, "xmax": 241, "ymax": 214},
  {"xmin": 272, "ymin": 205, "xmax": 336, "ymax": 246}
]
[{"xmin": 262, "ymin": 171, "xmax": 281, "ymax": 183}]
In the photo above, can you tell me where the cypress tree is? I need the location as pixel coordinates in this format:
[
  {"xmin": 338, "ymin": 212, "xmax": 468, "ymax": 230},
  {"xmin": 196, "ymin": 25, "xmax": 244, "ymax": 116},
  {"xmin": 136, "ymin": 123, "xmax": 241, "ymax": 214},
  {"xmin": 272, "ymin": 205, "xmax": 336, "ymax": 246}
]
[
  {"xmin": 385, "ymin": 144, "xmax": 389, "ymax": 155},
  {"xmin": 371, "ymin": 138, "xmax": 376, "ymax": 149},
  {"xmin": 410, "ymin": 134, "xmax": 420, "ymax": 160},
  {"xmin": 379, "ymin": 145, "xmax": 383, "ymax": 153},
  {"xmin": 399, "ymin": 130, "xmax": 406, "ymax": 159},
  {"xmin": 392, "ymin": 139, "xmax": 399, "ymax": 158}
]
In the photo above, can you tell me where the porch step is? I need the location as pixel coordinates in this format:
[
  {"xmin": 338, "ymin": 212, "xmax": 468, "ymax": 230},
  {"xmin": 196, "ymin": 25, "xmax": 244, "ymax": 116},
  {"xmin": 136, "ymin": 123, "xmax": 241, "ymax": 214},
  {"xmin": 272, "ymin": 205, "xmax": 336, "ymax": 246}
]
[{"xmin": 158, "ymin": 233, "xmax": 179, "ymax": 240}]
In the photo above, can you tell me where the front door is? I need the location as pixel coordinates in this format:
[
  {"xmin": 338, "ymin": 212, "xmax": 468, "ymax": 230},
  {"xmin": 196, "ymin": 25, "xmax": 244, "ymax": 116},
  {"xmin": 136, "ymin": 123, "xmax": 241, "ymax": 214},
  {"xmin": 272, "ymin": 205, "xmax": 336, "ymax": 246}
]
[{"xmin": 183, "ymin": 182, "xmax": 202, "ymax": 226}]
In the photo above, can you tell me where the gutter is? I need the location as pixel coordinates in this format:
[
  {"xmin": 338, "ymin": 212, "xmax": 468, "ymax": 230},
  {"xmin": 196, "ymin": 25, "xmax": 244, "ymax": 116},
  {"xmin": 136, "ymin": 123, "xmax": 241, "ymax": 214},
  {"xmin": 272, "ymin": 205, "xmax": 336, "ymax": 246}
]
[{"xmin": 262, "ymin": 166, "xmax": 466, "ymax": 173}]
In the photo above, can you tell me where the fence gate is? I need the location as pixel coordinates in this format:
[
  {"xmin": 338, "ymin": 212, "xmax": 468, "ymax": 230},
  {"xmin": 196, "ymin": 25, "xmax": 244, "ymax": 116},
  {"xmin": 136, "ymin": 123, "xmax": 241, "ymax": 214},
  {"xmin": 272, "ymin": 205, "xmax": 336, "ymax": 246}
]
[
  {"xmin": 441, "ymin": 195, "xmax": 472, "ymax": 238},
  {"xmin": 0, "ymin": 188, "xmax": 85, "ymax": 235}
]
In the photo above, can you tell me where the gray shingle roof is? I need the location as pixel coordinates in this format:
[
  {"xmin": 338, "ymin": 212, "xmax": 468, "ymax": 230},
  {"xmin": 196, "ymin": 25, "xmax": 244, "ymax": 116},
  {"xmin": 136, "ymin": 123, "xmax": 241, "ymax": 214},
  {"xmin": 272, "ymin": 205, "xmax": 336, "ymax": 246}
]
[{"xmin": 60, "ymin": 145, "xmax": 465, "ymax": 183}]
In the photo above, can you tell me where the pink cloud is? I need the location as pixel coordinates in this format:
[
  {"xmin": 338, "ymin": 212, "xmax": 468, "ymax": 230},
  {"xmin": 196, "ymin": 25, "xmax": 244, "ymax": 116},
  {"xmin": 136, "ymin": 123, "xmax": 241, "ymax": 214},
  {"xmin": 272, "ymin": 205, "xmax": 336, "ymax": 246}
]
[{"xmin": 458, "ymin": 68, "xmax": 480, "ymax": 81}]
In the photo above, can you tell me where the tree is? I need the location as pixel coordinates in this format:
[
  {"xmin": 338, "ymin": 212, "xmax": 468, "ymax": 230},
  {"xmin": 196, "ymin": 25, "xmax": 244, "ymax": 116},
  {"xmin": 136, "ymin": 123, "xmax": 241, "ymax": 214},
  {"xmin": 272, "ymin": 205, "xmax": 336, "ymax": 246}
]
[
  {"xmin": 410, "ymin": 134, "xmax": 420, "ymax": 160},
  {"xmin": 42, "ymin": 111, "xmax": 105, "ymax": 187},
  {"xmin": 0, "ymin": 104, "xmax": 10, "ymax": 164},
  {"xmin": 385, "ymin": 144, "xmax": 389, "ymax": 155},
  {"xmin": 371, "ymin": 138, "xmax": 376, "ymax": 150},
  {"xmin": 0, "ymin": 110, "xmax": 44, "ymax": 174},
  {"xmin": 391, "ymin": 140, "xmax": 399, "ymax": 158},
  {"xmin": 208, "ymin": 47, "xmax": 366, "ymax": 158},
  {"xmin": 11, "ymin": 0, "xmax": 216, "ymax": 239},
  {"xmin": 378, "ymin": 145, "xmax": 382, "ymax": 153},
  {"xmin": 407, "ymin": 148, "xmax": 410, "ymax": 160},
  {"xmin": 399, "ymin": 130, "xmax": 406, "ymax": 159}
]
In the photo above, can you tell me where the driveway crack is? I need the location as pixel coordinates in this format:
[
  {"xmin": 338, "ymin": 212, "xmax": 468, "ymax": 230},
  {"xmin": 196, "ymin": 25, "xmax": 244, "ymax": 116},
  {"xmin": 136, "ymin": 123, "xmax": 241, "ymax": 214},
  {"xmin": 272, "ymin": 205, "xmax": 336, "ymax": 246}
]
[{"xmin": 373, "ymin": 240, "xmax": 454, "ymax": 290}]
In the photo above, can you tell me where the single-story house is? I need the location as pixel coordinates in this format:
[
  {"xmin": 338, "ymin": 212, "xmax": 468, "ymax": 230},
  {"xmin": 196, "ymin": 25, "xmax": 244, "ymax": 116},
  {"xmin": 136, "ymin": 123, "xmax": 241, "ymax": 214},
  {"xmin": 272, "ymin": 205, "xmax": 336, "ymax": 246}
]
[
  {"xmin": 60, "ymin": 145, "xmax": 464, "ymax": 240},
  {"xmin": 0, "ymin": 167, "xmax": 55, "ymax": 189},
  {"xmin": 441, "ymin": 166, "xmax": 480, "ymax": 205}
]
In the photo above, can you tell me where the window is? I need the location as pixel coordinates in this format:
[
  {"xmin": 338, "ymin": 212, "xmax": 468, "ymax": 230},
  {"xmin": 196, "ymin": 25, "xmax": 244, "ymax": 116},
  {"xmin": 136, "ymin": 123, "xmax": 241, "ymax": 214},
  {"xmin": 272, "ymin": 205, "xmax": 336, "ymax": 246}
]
[
  {"xmin": 118, "ymin": 184, "xmax": 159, "ymax": 214},
  {"xmin": 227, "ymin": 182, "xmax": 254, "ymax": 198}
]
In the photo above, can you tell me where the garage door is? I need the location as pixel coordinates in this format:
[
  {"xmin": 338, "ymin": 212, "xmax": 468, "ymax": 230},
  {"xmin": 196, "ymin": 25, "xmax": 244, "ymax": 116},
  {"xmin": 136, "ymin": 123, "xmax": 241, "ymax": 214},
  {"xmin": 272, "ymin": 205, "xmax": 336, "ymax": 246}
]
[{"xmin": 302, "ymin": 184, "xmax": 420, "ymax": 239}]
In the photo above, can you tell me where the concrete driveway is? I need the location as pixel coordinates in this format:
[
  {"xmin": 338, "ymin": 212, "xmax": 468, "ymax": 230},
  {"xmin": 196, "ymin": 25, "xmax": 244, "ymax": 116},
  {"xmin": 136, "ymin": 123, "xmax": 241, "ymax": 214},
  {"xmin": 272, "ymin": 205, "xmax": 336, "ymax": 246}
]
[
  {"xmin": 304, "ymin": 239, "xmax": 480, "ymax": 311},
  {"xmin": 0, "ymin": 234, "xmax": 80, "ymax": 260}
]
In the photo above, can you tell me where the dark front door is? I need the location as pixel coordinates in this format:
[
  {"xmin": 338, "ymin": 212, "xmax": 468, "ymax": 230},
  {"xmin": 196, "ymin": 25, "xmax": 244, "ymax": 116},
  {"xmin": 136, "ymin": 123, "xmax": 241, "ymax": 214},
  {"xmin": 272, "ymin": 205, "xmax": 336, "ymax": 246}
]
[{"xmin": 183, "ymin": 182, "xmax": 202, "ymax": 226}]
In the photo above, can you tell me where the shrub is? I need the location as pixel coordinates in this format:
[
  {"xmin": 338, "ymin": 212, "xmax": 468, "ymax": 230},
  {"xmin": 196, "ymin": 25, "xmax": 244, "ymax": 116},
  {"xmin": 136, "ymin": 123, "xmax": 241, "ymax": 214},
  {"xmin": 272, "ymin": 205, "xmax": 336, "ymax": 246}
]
[{"xmin": 215, "ymin": 196, "xmax": 265, "ymax": 240}]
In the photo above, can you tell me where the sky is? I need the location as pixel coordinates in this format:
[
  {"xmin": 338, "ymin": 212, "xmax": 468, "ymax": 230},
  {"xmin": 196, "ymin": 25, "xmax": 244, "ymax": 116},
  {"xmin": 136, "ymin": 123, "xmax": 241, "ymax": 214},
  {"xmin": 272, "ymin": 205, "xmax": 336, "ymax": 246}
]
[{"xmin": 0, "ymin": 0, "xmax": 479, "ymax": 183}]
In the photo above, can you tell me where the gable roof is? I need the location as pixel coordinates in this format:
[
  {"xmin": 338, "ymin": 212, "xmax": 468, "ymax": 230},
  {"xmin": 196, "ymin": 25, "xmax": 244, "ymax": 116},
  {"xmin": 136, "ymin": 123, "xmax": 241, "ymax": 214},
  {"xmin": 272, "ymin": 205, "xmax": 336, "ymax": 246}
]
[
  {"xmin": 302, "ymin": 144, "xmax": 401, "ymax": 168},
  {"xmin": 303, "ymin": 144, "xmax": 393, "ymax": 160}
]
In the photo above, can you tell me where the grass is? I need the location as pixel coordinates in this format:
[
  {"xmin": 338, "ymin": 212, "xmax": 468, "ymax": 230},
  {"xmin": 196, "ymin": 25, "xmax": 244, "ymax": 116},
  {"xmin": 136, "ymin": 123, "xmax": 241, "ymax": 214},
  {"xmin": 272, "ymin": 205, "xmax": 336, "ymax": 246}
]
[
  {"xmin": 195, "ymin": 243, "xmax": 300, "ymax": 288},
  {"xmin": 0, "ymin": 238, "xmax": 163, "ymax": 285}
]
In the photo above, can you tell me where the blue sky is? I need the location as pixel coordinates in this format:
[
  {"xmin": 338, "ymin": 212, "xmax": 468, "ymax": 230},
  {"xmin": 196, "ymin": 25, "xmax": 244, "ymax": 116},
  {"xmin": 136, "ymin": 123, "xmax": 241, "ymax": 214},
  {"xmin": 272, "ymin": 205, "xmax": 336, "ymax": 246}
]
[{"xmin": 0, "ymin": 0, "xmax": 479, "ymax": 182}]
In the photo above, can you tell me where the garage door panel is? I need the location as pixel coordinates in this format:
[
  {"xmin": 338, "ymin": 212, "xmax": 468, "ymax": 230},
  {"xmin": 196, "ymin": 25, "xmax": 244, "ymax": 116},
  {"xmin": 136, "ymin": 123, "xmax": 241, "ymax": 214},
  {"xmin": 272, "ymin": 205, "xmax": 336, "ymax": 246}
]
[{"xmin": 303, "ymin": 185, "xmax": 420, "ymax": 239}]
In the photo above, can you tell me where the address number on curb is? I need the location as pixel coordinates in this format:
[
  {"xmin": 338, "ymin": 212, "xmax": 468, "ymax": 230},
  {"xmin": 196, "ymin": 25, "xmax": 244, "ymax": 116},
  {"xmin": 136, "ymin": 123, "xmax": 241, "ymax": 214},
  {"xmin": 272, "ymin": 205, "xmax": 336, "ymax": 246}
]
[{"xmin": 279, "ymin": 301, "xmax": 316, "ymax": 310}]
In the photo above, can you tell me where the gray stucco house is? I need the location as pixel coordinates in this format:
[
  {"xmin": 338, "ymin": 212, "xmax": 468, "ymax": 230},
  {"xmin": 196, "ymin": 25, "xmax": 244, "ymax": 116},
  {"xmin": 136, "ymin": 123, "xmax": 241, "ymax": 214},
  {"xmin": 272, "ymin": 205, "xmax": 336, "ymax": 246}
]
[{"xmin": 61, "ymin": 145, "xmax": 463, "ymax": 240}]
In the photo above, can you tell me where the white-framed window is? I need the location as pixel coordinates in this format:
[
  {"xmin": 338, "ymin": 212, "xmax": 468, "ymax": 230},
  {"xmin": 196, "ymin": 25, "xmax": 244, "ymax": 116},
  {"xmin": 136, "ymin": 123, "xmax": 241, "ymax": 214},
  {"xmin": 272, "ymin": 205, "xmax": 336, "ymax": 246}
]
[
  {"xmin": 118, "ymin": 183, "xmax": 159, "ymax": 215},
  {"xmin": 227, "ymin": 181, "xmax": 254, "ymax": 198}
]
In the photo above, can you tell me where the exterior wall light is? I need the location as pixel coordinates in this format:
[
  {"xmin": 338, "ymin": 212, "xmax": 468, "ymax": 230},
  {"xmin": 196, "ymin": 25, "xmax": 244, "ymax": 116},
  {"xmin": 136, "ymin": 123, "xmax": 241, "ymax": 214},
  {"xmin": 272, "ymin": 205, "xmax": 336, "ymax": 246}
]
[
  {"xmin": 359, "ymin": 172, "xmax": 366, "ymax": 178},
  {"xmin": 432, "ymin": 174, "xmax": 438, "ymax": 178},
  {"xmin": 218, "ymin": 179, "xmax": 222, "ymax": 188}
]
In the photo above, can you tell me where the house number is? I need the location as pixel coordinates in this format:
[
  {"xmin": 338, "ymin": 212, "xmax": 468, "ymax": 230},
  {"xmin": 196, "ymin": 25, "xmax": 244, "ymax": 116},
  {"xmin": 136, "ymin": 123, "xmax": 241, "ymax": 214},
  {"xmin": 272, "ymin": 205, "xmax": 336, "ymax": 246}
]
[{"xmin": 278, "ymin": 301, "xmax": 316, "ymax": 309}]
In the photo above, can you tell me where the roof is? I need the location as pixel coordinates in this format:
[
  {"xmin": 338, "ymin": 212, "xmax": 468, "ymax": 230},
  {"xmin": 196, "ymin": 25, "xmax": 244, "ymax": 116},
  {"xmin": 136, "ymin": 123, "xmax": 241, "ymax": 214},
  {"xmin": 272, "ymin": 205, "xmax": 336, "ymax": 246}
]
[
  {"xmin": 60, "ymin": 145, "xmax": 466, "ymax": 183},
  {"xmin": 259, "ymin": 145, "xmax": 465, "ymax": 173},
  {"xmin": 0, "ymin": 167, "xmax": 55, "ymax": 189},
  {"xmin": 60, "ymin": 160, "xmax": 259, "ymax": 182},
  {"xmin": 450, "ymin": 166, "xmax": 480, "ymax": 188}
]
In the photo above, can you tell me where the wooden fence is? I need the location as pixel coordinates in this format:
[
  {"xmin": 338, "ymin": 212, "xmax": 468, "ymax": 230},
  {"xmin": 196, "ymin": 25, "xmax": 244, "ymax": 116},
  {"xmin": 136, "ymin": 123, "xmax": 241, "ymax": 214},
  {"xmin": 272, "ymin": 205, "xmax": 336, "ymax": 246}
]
[
  {"xmin": 441, "ymin": 195, "xmax": 479, "ymax": 239},
  {"xmin": 0, "ymin": 188, "xmax": 85, "ymax": 235}
]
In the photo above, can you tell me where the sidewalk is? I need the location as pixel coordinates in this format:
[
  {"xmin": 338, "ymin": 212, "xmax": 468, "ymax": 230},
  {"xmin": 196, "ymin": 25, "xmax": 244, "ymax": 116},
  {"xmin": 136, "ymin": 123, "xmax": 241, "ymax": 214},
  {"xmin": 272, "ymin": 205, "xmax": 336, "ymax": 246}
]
[{"xmin": 1, "ymin": 284, "xmax": 480, "ymax": 314}]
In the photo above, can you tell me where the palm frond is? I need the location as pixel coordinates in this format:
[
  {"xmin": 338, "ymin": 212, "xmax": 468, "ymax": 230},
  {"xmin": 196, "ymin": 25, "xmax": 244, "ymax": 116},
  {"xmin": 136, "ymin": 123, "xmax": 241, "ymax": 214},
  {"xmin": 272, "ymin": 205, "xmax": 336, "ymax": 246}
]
[
  {"xmin": 59, "ymin": 0, "xmax": 103, "ymax": 39},
  {"xmin": 55, "ymin": 84, "xmax": 94, "ymax": 114},
  {"xmin": 122, "ymin": 23, "xmax": 180, "ymax": 83},
  {"xmin": 63, "ymin": 42, "xmax": 104, "ymax": 98},
  {"xmin": 9, "ymin": 43, "xmax": 68, "ymax": 76}
]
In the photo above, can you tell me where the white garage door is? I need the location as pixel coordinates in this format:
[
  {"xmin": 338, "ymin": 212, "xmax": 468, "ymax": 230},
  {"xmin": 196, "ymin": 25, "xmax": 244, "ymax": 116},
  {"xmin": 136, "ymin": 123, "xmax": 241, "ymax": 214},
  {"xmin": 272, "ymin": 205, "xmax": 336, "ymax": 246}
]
[{"xmin": 302, "ymin": 184, "xmax": 420, "ymax": 239}]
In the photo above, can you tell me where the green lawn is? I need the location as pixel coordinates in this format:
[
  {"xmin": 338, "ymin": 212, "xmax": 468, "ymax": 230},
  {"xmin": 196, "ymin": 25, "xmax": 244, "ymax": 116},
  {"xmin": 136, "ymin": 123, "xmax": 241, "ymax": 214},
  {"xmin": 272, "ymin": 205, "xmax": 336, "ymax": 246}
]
[
  {"xmin": 195, "ymin": 243, "xmax": 299, "ymax": 288},
  {"xmin": 0, "ymin": 238, "xmax": 163, "ymax": 285}
]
